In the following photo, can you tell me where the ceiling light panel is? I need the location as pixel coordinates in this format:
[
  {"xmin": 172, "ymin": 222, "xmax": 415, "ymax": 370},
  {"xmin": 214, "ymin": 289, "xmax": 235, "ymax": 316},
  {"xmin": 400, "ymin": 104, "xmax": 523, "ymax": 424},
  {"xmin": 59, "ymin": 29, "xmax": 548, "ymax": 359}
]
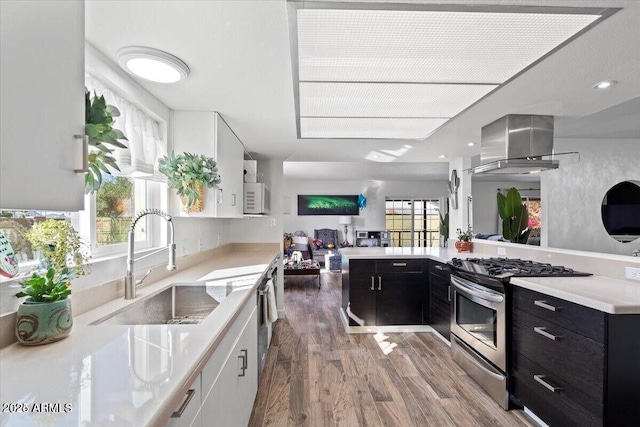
[
  {"xmin": 301, "ymin": 117, "xmax": 447, "ymax": 139},
  {"xmin": 297, "ymin": 9, "xmax": 599, "ymax": 83},
  {"xmin": 300, "ymin": 82, "xmax": 497, "ymax": 118}
]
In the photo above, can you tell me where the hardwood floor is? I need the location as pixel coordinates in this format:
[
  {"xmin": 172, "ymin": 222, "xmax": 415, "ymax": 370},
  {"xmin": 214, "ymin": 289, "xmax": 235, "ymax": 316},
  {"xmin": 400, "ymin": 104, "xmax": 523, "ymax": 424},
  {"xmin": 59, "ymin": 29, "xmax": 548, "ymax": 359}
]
[{"xmin": 249, "ymin": 271, "xmax": 535, "ymax": 427}]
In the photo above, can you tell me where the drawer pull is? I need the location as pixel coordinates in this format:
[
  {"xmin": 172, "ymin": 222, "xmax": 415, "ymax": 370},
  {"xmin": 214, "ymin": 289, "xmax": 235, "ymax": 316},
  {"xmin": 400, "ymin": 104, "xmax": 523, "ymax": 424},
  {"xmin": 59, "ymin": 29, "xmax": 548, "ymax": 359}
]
[
  {"xmin": 171, "ymin": 389, "xmax": 196, "ymax": 418},
  {"xmin": 371, "ymin": 276, "xmax": 375, "ymax": 291},
  {"xmin": 392, "ymin": 262, "xmax": 407, "ymax": 267},
  {"xmin": 435, "ymin": 264, "xmax": 449, "ymax": 271},
  {"xmin": 534, "ymin": 326, "xmax": 559, "ymax": 341},
  {"xmin": 238, "ymin": 349, "xmax": 248, "ymax": 377},
  {"xmin": 378, "ymin": 276, "xmax": 382, "ymax": 291},
  {"xmin": 533, "ymin": 374, "xmax": 562, "ymax": 393},
  {"xmin": 534, "ymin": 300, "xmax": 558, "ymax": 312}
]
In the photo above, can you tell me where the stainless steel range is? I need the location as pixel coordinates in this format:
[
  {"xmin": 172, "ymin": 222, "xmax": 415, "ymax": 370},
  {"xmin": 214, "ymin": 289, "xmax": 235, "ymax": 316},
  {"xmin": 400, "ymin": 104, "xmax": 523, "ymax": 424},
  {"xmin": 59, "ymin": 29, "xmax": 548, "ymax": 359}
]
[{"xmin": 447, "ymin": 257, "xmax": 591, "ymax": 410}]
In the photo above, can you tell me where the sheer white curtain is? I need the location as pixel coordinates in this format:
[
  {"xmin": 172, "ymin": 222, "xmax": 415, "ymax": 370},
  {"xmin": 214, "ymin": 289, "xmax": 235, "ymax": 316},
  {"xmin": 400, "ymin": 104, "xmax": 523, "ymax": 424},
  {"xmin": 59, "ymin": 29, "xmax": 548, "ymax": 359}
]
[{"xmin": 85, "ymin": 74, "xmax": 167, "ymax": 179}]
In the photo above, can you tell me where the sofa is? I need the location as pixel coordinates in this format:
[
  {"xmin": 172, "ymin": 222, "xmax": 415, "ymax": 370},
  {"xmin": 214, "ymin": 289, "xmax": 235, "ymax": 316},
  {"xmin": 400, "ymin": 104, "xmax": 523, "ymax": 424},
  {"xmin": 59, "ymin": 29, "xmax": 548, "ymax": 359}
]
[{"xmin": 310, "ymin": 228, "xmax": 342, "ymax": 269}]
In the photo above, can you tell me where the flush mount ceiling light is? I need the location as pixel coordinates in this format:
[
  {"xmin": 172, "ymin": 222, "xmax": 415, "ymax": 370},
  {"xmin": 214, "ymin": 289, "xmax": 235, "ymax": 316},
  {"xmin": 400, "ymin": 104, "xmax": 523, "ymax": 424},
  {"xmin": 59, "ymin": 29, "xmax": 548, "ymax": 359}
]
[
  {"xmin": 468, "ymin": 142, "xmax": 476, "ymax": 147},
  {"xmin": 288, "ymin": 3, "xmax": 613, "ymax": 140},
  {"xmin": 593, "ymin": 80, "xmax": 616, "ymax": 89},
  {"xmin": 117, "ymin": 46, "xmax": 189, "ymax": 83}
]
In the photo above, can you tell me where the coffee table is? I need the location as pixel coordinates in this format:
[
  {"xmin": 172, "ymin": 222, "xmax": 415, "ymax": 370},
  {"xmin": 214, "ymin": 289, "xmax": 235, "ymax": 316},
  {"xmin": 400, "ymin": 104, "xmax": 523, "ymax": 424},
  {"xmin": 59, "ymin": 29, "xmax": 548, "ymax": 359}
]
[{"xmin": 283, "ymin": 260, "xmax": 321, "ymax": 289}]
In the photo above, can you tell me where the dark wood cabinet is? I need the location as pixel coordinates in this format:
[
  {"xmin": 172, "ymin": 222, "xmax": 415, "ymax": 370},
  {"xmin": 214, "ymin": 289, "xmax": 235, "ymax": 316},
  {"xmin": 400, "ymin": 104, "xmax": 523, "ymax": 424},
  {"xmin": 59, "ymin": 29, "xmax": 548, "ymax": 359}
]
[
  {"xmin": 343, "ymin": 259, "xmax": 427, "ymax": 326},
  {"xmin": 429, "ymin": 261, "xmax": 451, "ymax": 341},
  {"xmin": 511, "ymin": 286, "xmax": 640, "ymax": 427}
]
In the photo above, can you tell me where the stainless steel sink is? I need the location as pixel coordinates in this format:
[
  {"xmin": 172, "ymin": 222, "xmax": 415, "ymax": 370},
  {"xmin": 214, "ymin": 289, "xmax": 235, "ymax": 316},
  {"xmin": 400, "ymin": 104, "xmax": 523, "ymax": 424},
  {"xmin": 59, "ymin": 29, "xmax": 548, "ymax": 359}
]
[{"xmin": 92, "ymin": 285, "xmax": 222, "ymax": 326}]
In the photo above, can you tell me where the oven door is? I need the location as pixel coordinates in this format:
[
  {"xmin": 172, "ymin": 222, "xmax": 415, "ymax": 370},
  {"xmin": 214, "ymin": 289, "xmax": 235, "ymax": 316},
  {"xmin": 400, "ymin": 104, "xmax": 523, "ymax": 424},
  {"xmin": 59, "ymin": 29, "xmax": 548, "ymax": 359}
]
[{"xmin": 450, "ymin": 274, "xmax": 506, "ymax": 372}]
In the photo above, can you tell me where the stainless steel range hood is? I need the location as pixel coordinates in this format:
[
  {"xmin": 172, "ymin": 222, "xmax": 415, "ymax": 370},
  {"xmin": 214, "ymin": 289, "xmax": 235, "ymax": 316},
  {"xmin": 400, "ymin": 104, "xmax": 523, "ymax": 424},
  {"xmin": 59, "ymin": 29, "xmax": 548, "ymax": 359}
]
[{"xmin": 472, "ymin": 114, "xmax": 558, "ymax": 175}]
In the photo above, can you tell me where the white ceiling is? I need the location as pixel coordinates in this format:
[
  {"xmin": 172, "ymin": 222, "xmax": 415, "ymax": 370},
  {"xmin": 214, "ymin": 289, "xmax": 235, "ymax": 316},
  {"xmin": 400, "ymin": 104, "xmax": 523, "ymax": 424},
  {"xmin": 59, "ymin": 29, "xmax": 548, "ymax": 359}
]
[{"xmin": 85, "ymin": 0, "xmax": 640, "ymax": 182}]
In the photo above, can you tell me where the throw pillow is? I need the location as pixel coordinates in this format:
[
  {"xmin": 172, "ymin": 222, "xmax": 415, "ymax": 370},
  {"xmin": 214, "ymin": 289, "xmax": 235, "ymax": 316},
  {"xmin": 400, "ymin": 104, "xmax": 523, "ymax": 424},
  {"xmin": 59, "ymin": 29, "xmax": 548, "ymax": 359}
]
[{"xmin": 312, "ymin": 239, "xmax": 325, "ymax": 249}]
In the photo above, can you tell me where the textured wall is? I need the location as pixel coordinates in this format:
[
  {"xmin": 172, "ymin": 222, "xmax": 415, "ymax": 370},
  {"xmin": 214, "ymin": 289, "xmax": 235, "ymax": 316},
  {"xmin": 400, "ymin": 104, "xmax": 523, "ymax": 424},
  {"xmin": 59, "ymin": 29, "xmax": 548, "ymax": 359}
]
[{"xmin": 542, "ymin": 138, "xmax": 640, "ymax": 256}]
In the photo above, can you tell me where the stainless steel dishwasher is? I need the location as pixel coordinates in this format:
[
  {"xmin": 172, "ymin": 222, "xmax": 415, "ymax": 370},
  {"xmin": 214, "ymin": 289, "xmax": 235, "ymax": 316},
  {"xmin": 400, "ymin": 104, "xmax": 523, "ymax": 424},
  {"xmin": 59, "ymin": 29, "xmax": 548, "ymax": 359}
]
[{"xmin": 257, "ymin": 260, "xmax": 278, "ymax": 383}]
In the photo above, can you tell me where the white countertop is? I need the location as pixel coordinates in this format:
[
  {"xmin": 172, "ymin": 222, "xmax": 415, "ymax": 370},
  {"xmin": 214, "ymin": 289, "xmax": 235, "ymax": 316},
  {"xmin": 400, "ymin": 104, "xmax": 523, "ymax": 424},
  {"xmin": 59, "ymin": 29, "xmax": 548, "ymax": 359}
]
[
  {"xmin": 0, "ymin": 248, "xmax": 279, "ymax": 427},
  {"xmin": 340, "ymin": 246, "xmax": 640, "ymax": 314}
]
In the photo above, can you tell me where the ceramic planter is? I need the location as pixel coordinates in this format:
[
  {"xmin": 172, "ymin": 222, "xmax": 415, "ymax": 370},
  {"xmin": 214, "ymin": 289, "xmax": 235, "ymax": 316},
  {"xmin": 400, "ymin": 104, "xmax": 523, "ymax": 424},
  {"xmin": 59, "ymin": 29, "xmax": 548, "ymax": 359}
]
[
  {"xmin": 455, "ymin": 240, "xmax": 473, "ymax": 253},
  {"xmin": 15, "ymin": 298, "xmax": 72, "ymax": 345}
]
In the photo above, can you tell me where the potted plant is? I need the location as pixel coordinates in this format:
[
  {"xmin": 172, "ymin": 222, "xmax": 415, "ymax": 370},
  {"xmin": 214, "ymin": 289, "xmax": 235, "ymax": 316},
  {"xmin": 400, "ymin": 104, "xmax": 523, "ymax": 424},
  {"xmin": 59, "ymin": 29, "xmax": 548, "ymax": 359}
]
[
  {"xmin": 158, "ymin": 151, "xmax": 221, "ymax": 212},
  {"xmin": 15, "ymin": 267, "xmax": 77, "ymax": 345},
  {"xmin": 438, "ymin": 210, "xmax": 449, "ymax": 247},
  {"xmin": 455, "ymin": 228, "xmax": 473, "ymax": 253},
  {"xmin": 85, "ymin": 91, "xmax": 128, "ymax": 194},
  {"xmin": 25, "ymin": 219, "xmax": 88, "ymax": 275},
  {"xmin": 497, "ymin": 187, "xmax": 530, "ymax": 244}
]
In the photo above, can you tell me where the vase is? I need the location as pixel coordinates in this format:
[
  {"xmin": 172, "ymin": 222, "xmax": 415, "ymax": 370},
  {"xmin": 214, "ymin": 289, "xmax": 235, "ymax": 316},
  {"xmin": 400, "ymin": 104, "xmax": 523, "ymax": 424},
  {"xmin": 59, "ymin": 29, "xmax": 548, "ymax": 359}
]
[
  {"xmin": 15, "ymin": 298, "xmax": 73, "ymax": 345},
  {"xmin": 455, "ymin": 241, "xmax": 473, "ymax": 253},
  {"xmin": 180, "ymin": 183, "xmax": 205, "ymax": 213}
]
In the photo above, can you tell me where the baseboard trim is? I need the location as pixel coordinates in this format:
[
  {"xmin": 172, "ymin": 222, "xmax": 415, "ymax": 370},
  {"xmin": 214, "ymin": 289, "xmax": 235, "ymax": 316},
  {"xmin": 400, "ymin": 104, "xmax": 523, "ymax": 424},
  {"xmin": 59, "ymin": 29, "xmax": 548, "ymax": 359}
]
[{"xmin": 339, "ymin": 308, "xmax": 434, "ymax": 334}]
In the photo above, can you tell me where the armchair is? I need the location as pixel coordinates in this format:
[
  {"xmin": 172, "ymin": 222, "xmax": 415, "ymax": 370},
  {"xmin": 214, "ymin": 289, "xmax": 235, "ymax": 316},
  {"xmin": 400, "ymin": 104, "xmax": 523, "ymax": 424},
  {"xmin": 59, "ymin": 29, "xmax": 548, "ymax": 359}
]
[{"xmin": 310, "ymin": 228, "xmax": 341, "ymax": 267}]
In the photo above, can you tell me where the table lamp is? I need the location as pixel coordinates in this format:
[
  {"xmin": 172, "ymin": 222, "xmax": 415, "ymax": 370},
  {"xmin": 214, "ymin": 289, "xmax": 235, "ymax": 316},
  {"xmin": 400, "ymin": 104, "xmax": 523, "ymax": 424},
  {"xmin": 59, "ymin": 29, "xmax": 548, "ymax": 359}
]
[{"xmin": 338, "ymin": 216, "xmax": 352, "ymax": 246}]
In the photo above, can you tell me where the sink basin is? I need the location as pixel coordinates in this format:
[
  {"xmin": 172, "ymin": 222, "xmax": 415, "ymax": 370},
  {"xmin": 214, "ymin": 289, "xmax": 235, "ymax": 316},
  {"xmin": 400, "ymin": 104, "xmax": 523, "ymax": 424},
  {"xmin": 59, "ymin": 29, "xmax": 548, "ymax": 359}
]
[{"xmin": 92, "ymin": 285, "xmax": 222, "ymax": 326}]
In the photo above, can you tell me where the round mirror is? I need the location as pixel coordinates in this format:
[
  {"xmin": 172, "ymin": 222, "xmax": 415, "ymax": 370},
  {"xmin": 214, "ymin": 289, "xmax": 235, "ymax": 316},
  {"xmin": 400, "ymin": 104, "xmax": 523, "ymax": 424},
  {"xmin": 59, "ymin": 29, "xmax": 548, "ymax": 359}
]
[{"xmin": 601, "ymin": 181, "xmax": 640, "ymax": 243}]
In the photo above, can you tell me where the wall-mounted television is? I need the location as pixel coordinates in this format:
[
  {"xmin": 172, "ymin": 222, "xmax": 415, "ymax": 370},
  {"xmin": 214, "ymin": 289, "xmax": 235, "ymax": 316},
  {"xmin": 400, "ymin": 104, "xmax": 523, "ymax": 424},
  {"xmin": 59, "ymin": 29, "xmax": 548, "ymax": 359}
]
[{"xmin": 297, "ymin": 195, "xmax": 359, "ymax": 216}]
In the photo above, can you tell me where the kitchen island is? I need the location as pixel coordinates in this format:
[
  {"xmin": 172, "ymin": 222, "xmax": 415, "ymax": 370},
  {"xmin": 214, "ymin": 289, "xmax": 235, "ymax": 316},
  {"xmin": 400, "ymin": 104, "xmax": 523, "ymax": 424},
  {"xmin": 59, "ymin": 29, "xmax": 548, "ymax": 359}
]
[{"xmin": 0, "ymin": 246, "xmax": 280, "ymax": 427}]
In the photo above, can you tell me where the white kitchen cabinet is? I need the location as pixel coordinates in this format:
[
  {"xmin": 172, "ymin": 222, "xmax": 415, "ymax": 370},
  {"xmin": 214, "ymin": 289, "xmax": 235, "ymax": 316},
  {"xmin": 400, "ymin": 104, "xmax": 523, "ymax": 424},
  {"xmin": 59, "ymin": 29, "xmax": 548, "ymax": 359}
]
[
  {"xmin": 165, "ymin": 375, "xmax": 202, "ymax": 427},
  {"xmin": 171, "ymin": 111, "xmax": 244, "ymax": 218},
  {"xmin": 201, "ymin": 307, "xmax": 258, "ymax": 427},
  {"xmin": 0, "ymin": 0, "xmax": 86, "ymax": 211}
]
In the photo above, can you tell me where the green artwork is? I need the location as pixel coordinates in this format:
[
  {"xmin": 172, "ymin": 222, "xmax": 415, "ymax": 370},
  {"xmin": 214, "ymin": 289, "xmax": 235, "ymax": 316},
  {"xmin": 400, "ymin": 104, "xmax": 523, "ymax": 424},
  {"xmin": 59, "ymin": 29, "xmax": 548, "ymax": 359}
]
[{"xmin": 298, "ymin": 195, "xmax": 359, "ymax": 216}]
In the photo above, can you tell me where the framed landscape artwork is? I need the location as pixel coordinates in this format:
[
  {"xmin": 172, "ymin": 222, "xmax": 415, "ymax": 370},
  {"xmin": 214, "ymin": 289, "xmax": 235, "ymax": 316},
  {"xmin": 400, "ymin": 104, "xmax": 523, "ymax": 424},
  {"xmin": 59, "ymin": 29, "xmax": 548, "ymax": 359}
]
[{"xmin": 298, "ymin": 195, "xmax": 360, "ymax": 216}]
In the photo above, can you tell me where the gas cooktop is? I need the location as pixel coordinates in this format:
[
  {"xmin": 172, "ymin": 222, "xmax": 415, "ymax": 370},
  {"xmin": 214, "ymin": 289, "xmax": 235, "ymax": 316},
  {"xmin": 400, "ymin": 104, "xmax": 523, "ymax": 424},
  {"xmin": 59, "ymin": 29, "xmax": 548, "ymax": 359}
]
[{"xmin": 449, "ymin": 257, "xmax": 592, "ymax": 278}]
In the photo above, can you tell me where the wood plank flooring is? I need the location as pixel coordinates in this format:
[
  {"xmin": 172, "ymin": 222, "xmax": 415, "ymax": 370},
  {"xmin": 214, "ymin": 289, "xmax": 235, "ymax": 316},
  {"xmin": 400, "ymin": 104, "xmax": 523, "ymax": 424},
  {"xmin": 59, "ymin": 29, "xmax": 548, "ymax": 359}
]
[{"xmin": 249, "ymin": 271, "xmax": 535, "ymax": 427}]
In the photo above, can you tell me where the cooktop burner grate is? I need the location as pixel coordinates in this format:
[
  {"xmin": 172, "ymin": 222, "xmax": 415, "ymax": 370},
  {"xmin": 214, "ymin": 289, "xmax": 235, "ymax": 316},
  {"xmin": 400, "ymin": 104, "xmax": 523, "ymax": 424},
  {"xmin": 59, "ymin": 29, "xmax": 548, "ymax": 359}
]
[{"xmin": 450, "ymin": 257, "xmax": 591, "ymax": 277}]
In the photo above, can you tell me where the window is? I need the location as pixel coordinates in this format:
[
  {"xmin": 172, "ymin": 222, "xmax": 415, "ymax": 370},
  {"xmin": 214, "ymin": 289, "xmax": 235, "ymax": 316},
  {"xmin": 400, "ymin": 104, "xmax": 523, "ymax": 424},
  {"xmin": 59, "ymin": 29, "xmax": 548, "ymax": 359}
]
[{"xmin": 385, "ymin": 199, "xmax": 440, "ymax": 247}]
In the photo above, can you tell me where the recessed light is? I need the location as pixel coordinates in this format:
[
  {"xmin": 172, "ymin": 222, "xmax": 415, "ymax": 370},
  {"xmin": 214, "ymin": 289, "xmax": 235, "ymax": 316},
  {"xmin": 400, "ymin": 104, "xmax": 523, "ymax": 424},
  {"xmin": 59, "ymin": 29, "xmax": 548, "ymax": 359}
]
[
  {"xmin": 439, "ymin": 155, "xmax": 446, "ymax": 159},
  {"xmin": 117, "ymin": 46, "xmax": 190, "ymax": 83},
  {"xmin": 467, "ymin": 142, "xmax": 476, "ymax": 147},
  {"xmin": 593, "ymin": 80, "xmax": 616, "ymax": 90}
]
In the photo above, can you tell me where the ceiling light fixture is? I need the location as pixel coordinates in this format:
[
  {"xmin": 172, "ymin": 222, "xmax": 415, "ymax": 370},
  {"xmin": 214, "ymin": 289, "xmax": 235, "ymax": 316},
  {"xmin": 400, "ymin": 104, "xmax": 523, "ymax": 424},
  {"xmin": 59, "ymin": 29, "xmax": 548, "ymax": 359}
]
[
  {"xmin": 117, "ymin": 46, "xmax": 190, "ymax": 83},
  {"xmin": 468, "ymin": 142, "xmax": 476, "ymax": 147},
  {"xmin": 593, "ymin": 80, "xmax": 616, "ymax": 89},
  {"xmin": 439, "ymin": 155, "xmax": 446, "ymax": 159}
]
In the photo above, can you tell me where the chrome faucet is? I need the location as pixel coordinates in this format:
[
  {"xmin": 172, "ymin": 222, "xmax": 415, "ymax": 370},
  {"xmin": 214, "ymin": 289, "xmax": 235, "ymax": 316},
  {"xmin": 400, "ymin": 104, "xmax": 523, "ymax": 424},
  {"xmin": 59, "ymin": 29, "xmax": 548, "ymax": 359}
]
[{"xmin": 125, "ymin": 209, "xmax": 176, "ymax": 300}]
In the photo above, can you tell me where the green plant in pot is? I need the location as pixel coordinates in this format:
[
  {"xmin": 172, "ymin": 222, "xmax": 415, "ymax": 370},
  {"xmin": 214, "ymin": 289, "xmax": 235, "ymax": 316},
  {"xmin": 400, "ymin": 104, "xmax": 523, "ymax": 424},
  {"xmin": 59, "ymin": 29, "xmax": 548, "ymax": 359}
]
[
  {"xmin": 158, "ymin": 151, "xmax": 221, "ymax": 212},
  {"xmin": 15, "ymin": 266, "xmax": 78, "ymax": 345},
  {"xmin": 438, "ymin": 211, "xmax": 449, "ymax": 247},
  {"xmin": 15, "ymin": 220, "xmax": 88, "ymax": 345},
  {"xmin": 455, "ymin": 228, "xmax": 474, "ymax": 252},
  {"xmin": 497, "ymin": 187, "xmax": 530, "ymax": 244},
  {"xmin": 85, "ymin": 90, "xmax": 127, "ymax": 194}
]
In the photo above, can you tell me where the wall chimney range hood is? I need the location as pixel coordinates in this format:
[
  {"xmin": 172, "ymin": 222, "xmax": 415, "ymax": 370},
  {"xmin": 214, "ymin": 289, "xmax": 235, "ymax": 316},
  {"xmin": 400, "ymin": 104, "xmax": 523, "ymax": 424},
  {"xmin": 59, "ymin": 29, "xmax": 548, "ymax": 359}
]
[{"xmin": 472, "ymin": 114, "xmax": 558, "ymax": 175}]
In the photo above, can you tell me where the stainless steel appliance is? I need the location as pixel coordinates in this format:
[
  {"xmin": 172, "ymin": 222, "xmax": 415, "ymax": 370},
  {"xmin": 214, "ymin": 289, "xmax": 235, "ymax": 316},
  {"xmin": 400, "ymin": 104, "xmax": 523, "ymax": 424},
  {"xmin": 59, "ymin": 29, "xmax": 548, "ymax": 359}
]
[
  {"xmin": 448, "ymin": 257, "xmax": 591, "ymax": 410},
  {"xmin": 257, "ymin": 258, "xmax": 278, "ymax": 382},
  {"xmin": 355, "ymin": 230, "xmax": 391, "ymax": 247}
]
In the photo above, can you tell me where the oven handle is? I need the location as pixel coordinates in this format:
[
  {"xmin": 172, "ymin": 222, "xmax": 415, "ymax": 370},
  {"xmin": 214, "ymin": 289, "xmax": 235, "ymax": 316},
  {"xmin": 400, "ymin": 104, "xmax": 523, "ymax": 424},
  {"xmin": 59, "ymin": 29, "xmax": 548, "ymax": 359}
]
[
  {"xmin": 453, "ymin": 336, "xmax": 505, "ymax": 382},
  {"xmin": 451, "ymin": 275, "xmax": 504, "ymax": 303}
]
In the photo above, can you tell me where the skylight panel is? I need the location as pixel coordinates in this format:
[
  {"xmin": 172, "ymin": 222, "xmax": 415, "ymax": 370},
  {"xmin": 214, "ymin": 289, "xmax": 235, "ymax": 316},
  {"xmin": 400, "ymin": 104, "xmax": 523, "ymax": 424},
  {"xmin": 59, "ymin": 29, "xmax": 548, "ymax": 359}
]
[{"xmin": 300, "ymin": 117, "xmax": 448, "ymax": 139}]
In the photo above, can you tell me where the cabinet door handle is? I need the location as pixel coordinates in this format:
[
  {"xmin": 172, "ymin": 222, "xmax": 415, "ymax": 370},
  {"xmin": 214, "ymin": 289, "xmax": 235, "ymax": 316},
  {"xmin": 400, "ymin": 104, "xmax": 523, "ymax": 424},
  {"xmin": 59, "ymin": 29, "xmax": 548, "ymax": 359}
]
[
  {"xmin": 74, "ymin": 134, "xmax": 88, "ymax": 173},
  {"xmin": 217, "ymin": 188, "xmax": 223, "ymax": 204},
  {"xmin": 238, "ymin": 349, "xmax": 248, "ymax": 376},
  {"xmin": 392, "ymin": 262, "xmax": 407, "ymax": 267},
  {"xmin": 533, "ymin": 326, "xmax": 559, "ymax": 341},
  {"xmin": 232, "ymin": 193, "xmax": 237, "ymax": 206},
  {"xmin": 534, "ymin": 300, "xmax": 558, "ymax": 312},
  {"xmin": 447, "ymin": 285, "xmax": 451, "ymax": 302},
  {"xmin": 533, "ymin": 374, "xmax": 562, "ymax": 393},
  {"xmin": 171, "ymin": 389, "xmax": 196, "ymax": 418},
  {"xmin": 378, "ymin": 276, "xmax": 382, "ymax": 291},
  {"xmin": 371, "ymin": 276, "xmax": 375, "ymax": 291},
  {"xmin": 435, "ymin": 264, "xmax": 449, "ymax": 271}
]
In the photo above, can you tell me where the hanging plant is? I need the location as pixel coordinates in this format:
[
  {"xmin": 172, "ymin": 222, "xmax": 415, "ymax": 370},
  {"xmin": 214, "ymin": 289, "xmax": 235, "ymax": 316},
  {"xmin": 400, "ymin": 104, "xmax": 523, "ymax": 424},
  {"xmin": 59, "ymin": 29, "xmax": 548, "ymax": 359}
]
[
  {"xmin": 85, "ymin": 91, "xmax": 128, "ymax": 194},
  {"xmin": 158, "ymin": 151, "xmax": 221, "ymax": 208}
]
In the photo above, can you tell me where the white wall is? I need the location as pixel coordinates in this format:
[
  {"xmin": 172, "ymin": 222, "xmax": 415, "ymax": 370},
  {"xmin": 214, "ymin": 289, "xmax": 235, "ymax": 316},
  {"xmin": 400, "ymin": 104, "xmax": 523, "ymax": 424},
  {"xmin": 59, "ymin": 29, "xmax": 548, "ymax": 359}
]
[
  {"xmin": 448, "ymin": 158, "xmax": 472, "ymax": 236},
  {"xmin": 472, "ymin": 180, "xmax": 541, "ymax": 235},
  {"xmin": 283, "ymin": 178, "xmax": 448, "ymax": 242},
  {"xmin": 542, "ymin": 138, "xmax": 640, "ymax": 256}
]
